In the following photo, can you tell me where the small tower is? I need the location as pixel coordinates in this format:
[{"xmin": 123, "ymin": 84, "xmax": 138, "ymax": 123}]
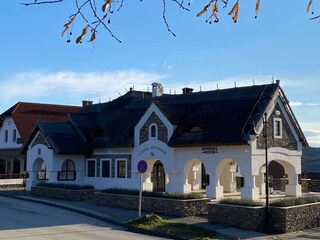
[{"xmin": 152, "ymin": 82, "xmax": 164, "ymax": 97}]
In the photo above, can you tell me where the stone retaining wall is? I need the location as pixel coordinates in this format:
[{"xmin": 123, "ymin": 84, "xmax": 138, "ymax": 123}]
[
  {"xmin": 309, "ymin": 180, "xmax": 320, "ymax": 192},
  {"xmin": 208, "ymin": 202, "xmax": 320, "ymax": 233},
  {"xmin": 271, "ymin": 203, "xmax": 320, "ymax": 233},
  {"xmin": 31, "ymin": 186, "xmax": 95, "ymax": 201},
  {"xmin": 95, "ymin": 192, "xmax": 210, "ymax": 217},
  {"xmin": 208, "ymin": 203, "xmax": 266, "ymax": 232}
]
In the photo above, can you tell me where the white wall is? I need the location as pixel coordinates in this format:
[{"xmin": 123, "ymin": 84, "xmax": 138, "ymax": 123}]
[{"xmin": 0, "ymin": 117, "xmax": 22, "ymax": 149}]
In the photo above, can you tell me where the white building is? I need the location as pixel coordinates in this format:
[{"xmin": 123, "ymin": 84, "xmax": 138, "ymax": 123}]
[
  {"xmin": 24, "ymin": 81, "xmax": 308, "ymax": 200},
  {"xmin": 0, "ymin": 102, "xmax": 81, "ymax": 181}
]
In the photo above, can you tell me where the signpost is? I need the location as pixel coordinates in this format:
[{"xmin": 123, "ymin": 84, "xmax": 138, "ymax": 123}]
[{"xmin": 137, "ymin": 160, "xmax": 147, "ymax": 218}]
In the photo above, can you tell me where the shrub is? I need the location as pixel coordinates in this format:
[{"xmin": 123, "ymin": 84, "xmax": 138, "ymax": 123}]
[
  {"xmin": 101, "ymin": 188, "xmax": 203, "ymax": 199},
  {"xmin": 270, "ymin": 196, "xmax": 320, "ymax": 207},
  {"xmin": 219, "ymin": 198, "xmax": 263, "ymax": 207},
  {"xmin": 36, "ymin": 182, "xmax": 94, "ymax": 190}
]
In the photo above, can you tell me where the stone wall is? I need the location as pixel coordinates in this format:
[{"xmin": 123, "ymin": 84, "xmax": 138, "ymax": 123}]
[
  {"xmin": 271, "ymin": 203, "xmax": 320, "ymax": 233},
  {"xmin": 31, "ymin": 186, "xmax": 95, "ymax": 201},
  {"xmin": 208, "ymin": 202, "xmax": 320, "ymax": 233},
  {"xmin": 208, "ymin": 203, "xmax": 266, "ymax": 232},
  {"xmin": 95, "ymin": 192, "xmax": 210, "ymax": 217}
]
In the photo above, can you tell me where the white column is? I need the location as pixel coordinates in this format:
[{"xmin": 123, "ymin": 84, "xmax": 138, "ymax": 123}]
[
  {"xmin": 257, "ymin": 167, "xmax": 266, "ymax": 195},
  {"xmin": 241, "ymin": 175, "xmax": 260, "ymax": 200},
  {"xmin": 166, "ymin": 173, "xmax": 191, "ymax": 193},
  {"xmin": 285, "ymin": 174, "xmax": 302, "ymax": 197},
  {"xmin": 206, "ymin": 174, "xmax": 223, "ymax": 199},
  {"xmin": 26, "ymin": 171, "xmax": 38, "ymax": 191}
]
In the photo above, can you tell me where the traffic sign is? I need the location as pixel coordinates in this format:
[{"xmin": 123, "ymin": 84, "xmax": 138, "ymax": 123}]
[{"xmin": 137, "ymin": 160, "xmax": 148, "ymax": 173}]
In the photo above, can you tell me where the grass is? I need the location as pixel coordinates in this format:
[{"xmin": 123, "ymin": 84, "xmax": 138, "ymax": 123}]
[
  {"xmin": 219, "ymin": 198, "xmax": 263, "ymax": 207},
  {"xmin": 270, "ymin": 196, "xmax": 320, "ymax": 207},
  {"xmin": 101, "ymin": 188, "xmax": 203, "ymax": 199},
  {"xmin": 126, "ymin": 214, "xmax": 221, "ymax": 240}
]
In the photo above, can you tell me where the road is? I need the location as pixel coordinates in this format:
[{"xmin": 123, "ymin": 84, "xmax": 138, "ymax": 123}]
[{"xmin": 0, "ymin": 196, "xmax": 167, "ymax": 240}]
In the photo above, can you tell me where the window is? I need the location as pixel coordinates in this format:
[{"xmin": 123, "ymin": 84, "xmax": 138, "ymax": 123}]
[
  {"xmin": 58, "ymin": 159, "xmax": 76, "ymax": 181},
  {"xmin": 101, "ymin": 160, "xmax": 111, "ymax": 178},
  {"xmin": 274, "ymin": 118, "xmax": 282, "ymax": 138},
  {"xmin": 87, "ymin": 160, "xmax": 96, "ymax": 177},
  {"xmin": 117, "ymin": 160, "xmax": 126, "ymax": 178},
  {"xmin": 37, "ymin": 161, "xmax": 48, "ymax": 180},
  {"xmin": 4, "ymin": 130, "xmax": 8, "ymax": 143},
  {"xmin": 12, "ymin": 129, "xmax": 17, "ymax": 143},
  {"xmin": 149, "ymin": 124, "xmax": 157, "ymax": 138}
]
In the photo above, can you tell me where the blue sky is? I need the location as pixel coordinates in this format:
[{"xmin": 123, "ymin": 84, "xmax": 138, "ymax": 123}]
[{"xmin": 0, "ymin": 0, "xmax": 320, "ymax": 146}]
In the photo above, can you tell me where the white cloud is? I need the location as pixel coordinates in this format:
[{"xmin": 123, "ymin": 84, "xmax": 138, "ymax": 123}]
[
  {"xmin": 289, "ymin": 101, "xmax": 303, "ymax": 107},
  {"xmin": 0, "ymin": 70, "xmax": 165, "ymax": 111}
]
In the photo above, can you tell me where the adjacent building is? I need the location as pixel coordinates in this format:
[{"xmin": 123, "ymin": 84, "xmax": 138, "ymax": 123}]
[
  {"xmin": 24, "ymin": 81, "xmax": 308, "ymax": 200},
  {"xmin": 0, "ymin": 102, "xmax": 82, "ymax": 180}
]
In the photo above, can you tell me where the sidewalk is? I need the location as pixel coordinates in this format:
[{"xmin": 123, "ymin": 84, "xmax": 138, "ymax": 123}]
[{"xmin": 0, "ymin": 190, "xmax": 318, "ymax": 240}]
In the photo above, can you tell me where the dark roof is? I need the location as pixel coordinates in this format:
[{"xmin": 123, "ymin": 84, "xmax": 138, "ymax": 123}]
[
  {"xmin": 37, "ymin": 121, "xmax": 86, "ymax": 155},
  {"xmin": 1, "ymin": 102, "xmax": 82, "ymax": 143},
  {"xmin": 25, "ymin": 82, "xmax": 308, "ymax": 153}
]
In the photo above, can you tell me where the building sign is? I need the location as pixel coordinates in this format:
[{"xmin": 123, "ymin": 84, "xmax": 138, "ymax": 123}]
[
  {"xmin": 202, "ymin": 146, "xmax": 218, "ymax": 154},
  {"xmin": 138, "ymin": 145, "xmax": 168, "ymax": 156},
  {"xmin": 93, "ymin": 148, "xmax": 131, "ymax": 155}
]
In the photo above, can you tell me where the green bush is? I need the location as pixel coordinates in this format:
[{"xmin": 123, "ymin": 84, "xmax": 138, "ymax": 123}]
[
  {"xmin": 101, "ymin": 188, "xmax": 203, "ymax": 199},
  {"xmin": 270, "ymin": 196, "xmax": 320, "ymax": 207},
  {"xmin": 219, "ymin": 198, "xmax": 263, "ymax": 207},
  {"xmin": 37, "ymin": 182, "xmax": 94, "ymax": 190}
]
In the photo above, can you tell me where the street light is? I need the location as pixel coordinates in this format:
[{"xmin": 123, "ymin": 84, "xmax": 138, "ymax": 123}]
[{"xmin": 250, "ymin": 112, "xmax": 269, "ymax": 231}]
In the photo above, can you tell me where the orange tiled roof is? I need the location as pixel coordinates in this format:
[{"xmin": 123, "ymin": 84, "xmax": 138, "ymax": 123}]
[{"xmin": 2, "ymin": 102, "xmax": 82, "ymax": 143}]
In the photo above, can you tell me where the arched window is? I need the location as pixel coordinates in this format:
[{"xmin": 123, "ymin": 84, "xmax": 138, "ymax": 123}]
[
  {"xmin": 58, "ymin": 159, "xmax": 76, "ymax": 181},
  {"xmin": 149, "ymin": 124, "xmax": 158, "ymax": 138}
]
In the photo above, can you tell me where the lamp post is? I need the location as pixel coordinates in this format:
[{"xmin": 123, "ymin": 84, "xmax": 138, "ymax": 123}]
[
  {"xmin": 251, "ymin": 112, "xmax": 269, "ymax": 231},
  {"xmin": 262, "ymin": 112, "xmax": 270, "ymax": 230}
]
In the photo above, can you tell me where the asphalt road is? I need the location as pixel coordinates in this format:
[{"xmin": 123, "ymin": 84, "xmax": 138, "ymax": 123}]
[{"xmin": 0, "ymin": 196, "xmax": 167, "ymax": 240}]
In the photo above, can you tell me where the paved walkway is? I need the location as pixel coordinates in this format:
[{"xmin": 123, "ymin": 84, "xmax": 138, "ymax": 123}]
[{"xmin": 0, "ymin": 189, "xmax": 319, "ymax": 240}]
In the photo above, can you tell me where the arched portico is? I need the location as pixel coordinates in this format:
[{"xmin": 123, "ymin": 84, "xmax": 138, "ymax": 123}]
[{"xmin": 142, "ymin": 159, "xmax": 168, "ymax": 192}]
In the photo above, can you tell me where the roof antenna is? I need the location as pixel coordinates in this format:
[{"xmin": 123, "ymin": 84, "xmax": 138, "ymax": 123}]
[
  {"xmin": 253, "ymin": 78, "xmax": 255, "ymax": 85},
  {"xmin": 99, "ymin": 98, "xmax": 101, "ymax": 103},
  {"xmin": 216, "ymin": 83, "xmax": 219, "ymax": 90},
  {"xmin": 200, "ymin": 85, "xmax": 202, "ymax": 91},
  {"xmin": 234, "ymin": 81, "xmax": 237, "ymax": 88},
  {"xmin": 272, "ymin": 76, "xmax": 275, "ymax": 83},
  {"xmin": 109, "ymin": 97, "xmax": 111, "ymax": 102},
  {"xmin": 169, "ymin": 89, "xmax": 171, "ymax": 94}
]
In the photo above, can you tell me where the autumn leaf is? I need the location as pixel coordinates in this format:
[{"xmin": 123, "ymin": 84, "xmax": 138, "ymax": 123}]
[
  {"xmin": 61, "ymin": 16, "xmax": 75, "ymax": 37},
  {"xmin": 228, "ymin": 1, "xmax": 239, "ymax": 16},
  {"xmin": 196, "ymin": 3, "xmax": 211, "ymax": 17},
  {"xmin": 255, "ymin": 0, "xmax": 261, "ymax": 15},
  {"xmin": 102, "ymin": 0, "xmax": 113, "ymax": 12},
  {"xmin": 89, "ymin": 31, "xmax": 96, "ymax": 42},
  {"xmin": 307, "ymin": 0, "xmax": 313, "ymax": 13},
  {"xmin": 76, "ymin": 24, "xmax": 89, "ymax": 44}
]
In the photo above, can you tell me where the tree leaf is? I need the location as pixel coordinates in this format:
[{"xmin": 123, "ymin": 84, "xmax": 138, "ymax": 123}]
[
  {"xmin": 307, "ymin": 0, "xmax": 313, "ymax": 13},
  {"xmin": 255, "ymin": 0, "xmax": 261, "ymax": 15},
  {"xmin": 196, "ymin": 3, "xmax": 211, "ymax": 17},
  {"xmin": 61, "ymin": 16, "xmax": 75, "ymax": 37},
  {"xmin": 102, "ymin": 0, "xmax": 113, "ymax": 12}
]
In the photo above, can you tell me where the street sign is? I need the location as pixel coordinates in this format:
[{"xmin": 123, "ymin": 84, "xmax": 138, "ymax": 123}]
[{"xmin": 137, "ymin": 160, "xmax": 148, "ymax": 174}]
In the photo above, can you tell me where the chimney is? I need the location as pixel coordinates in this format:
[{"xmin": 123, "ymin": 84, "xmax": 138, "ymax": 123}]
[
  {"xmin": 276, "ymin": 79, "xmax": 280, "ymax": 85},
  {"xmin": 182, "ymin": 87, "xmax": 193, "ymax": 94},
  {"xmin": 152, "ymin": 82, "xmax": 164, "ymax": 97},
  {"xmin": 82, "ymin": 100, "xmax": 93, "ymax": 107}
]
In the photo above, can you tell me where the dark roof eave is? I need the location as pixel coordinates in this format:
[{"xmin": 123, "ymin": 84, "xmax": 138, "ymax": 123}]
[{"xmin": 168, "ymin": 141, "xmax": 247, "ymax": 148}]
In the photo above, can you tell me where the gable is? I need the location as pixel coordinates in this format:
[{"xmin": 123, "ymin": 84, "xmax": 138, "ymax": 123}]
[
  {"xmin": 139, "ymin": 111, "xmax": 168, "ymax": 145},
  {"xmin": 31, "ymin": 131, "xmax": 50, "ymax": 149},
  {"xmin": 256, "ymin": 102, "xmax": 298, "ymax": 150}
]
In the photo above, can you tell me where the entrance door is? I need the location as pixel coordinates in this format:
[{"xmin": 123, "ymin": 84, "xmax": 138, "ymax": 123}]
[
  {"xmin": 151, "ymin": 160, "xmax": 165, "ymax": 192},
  {"xmin": 201, "ymin": 163, "xmax": 209, "ymax": 189}
]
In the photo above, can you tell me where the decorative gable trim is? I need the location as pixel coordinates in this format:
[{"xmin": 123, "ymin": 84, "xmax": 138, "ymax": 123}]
[
  {"xmin": 139, "ymin": 112, "xmax": 168, "ymax": 145},
  {"xmin": 134, "ymin": 103, "xmax": 174, "ymax": 146},
  {"xmin": 31, "ymin": 131, "xmax": 50, "ymax": 149}
]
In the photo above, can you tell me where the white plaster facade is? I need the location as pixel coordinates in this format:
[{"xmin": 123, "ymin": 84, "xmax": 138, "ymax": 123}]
[{"xmin": 25, "ymin": 84, "xmax": 306, "ymax": 200}]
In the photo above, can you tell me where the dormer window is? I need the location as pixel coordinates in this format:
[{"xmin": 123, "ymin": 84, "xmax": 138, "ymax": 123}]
[
  {"xmin": 274, "ymin": 118, "xmax": 282, "ymax": 139},
  {"xmin": 150, "ymin": 124, "xmax": 158, "ymax": 138}
]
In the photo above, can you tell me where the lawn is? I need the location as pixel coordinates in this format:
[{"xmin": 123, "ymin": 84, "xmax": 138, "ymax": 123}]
[{"xmin": 126, "ymin": 214, "xmax": 223, "ymax": 240}]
